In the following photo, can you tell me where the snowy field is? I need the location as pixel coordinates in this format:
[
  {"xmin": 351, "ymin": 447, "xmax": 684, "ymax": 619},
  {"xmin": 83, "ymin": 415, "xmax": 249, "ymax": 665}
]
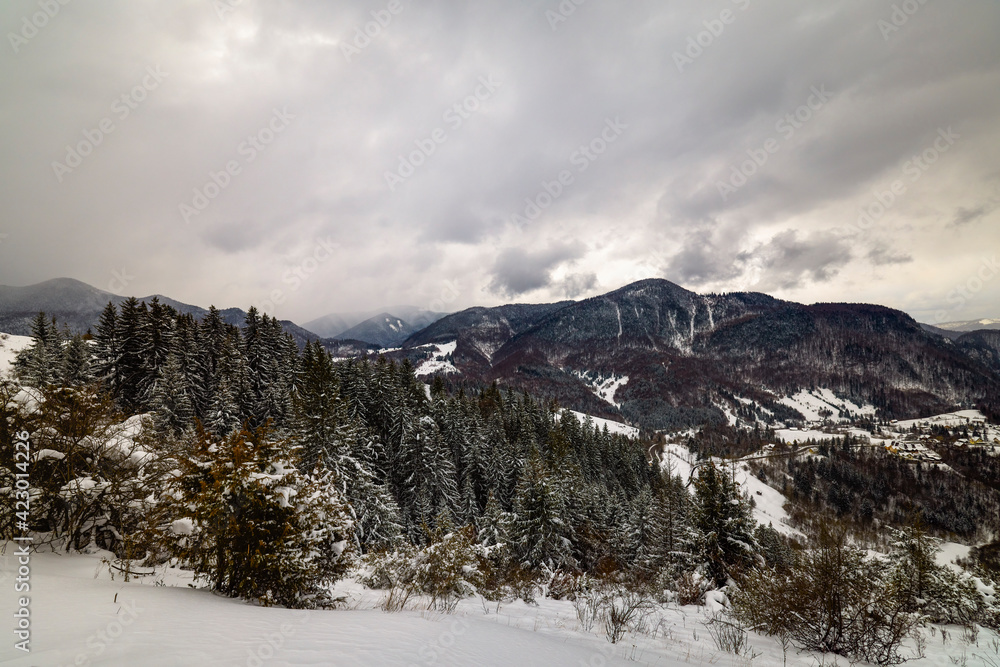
[
  {"xmin": 778, "ymin": 389, "xmax": 877, "ymax": 423},
  {"xmin": 413, "ymin": 342, "xmax": 459, "ymax": 377},
  {"xmin": 567, "ymin": 410, "xmax": 639, "ymax": 438},
  {"xmin": 572, "ymin": 371, "xmax": 629, "ymax": 408},
  {"xmin": 2, "ymin": 547, "xmax": 998, "ymax": 666},
  {"xmin": 895, "ymin": 409, "xmax": 987, "ymax": 430},
  {"xmin": 774, "ymin": 428, "xmax": 840, "ymax": 443}
]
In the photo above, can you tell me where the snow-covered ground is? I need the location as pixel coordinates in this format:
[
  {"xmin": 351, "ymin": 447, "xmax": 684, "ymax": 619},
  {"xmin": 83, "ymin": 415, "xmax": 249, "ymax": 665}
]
[
  {"xmin": 567, "ymin": 410, "xmax": 639, "ymax": 438},
  {"xmin": 732, "ymin": 461, "xmax": 804, "ymax": 539},
  {"xmin": 777, "ymin": 389, "xmax": 877, "ymax": 423},
  {"xmin": 895, "ymin": 409, "xmax": 987, "ymax": 430},
  {"xmin": 571, "ymin": 371, "xmax": 629, "ymax": 408},
  {"xmin": 3, "ymin": 547, "xmax": 997, "ymax": 667},
  {"xmin": 413, "ymin": 342, "xmax": 459, "ymax": 377},
  {"xmin": 774, "ymin": 428, "xmax": 836, "ymax": 443},
  {"xmin": 0, "ymin": 332, "xmax": 33, "ymax": 378},
  {"xmin": 657, "ymin": 443, "xmax": 697, "ymax": 482}
]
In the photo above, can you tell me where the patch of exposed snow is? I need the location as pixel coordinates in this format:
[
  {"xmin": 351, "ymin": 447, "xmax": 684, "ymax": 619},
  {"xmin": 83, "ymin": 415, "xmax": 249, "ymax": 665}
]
[
  {"xmin": 565, "ymin": 410, "xmax": 639, "ymax": 438},
  {"xmin": 571, "ymin": 371, "xmax": 628, "ymax": 408},
  {"xmin": 414, "ymin": 341, "xmax": 459, "ymax": 377},
  {"xmin": 775, "ymin": 428, "xmax": 838, "ymax": 444},
  {"xmin": 0, "ymin": 332, "xmax": 33, "ymax": 378},
  {"xmin": 778, "ymin": 389, "xmax": 876, "ymax": 423},
  {"xmin": 896, "ymin": 409, "xmax": 986, "ymax": 430}
]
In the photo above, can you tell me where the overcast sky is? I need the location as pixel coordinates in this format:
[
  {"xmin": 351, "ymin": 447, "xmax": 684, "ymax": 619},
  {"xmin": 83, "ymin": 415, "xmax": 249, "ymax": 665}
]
[{"xmin": 1, "ymin": 0, "xmax": 999, "ymax": 325}]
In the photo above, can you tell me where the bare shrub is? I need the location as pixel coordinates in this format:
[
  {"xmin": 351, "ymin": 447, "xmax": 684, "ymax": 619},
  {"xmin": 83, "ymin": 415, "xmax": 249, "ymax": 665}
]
[
  {"xmin": 705, "ymin": 612, "xmax": 759, "ymax": 659},
  {"xmin": 602, "ymin": 584, "xmax": 655, "ymax": 644},
  {"xmin": 573, "ymin": 591, "xmax": 603, "ymax": 632},
  {"xmin": 731, "ymin": 523, "xmax": 919, "ymax": 666}
]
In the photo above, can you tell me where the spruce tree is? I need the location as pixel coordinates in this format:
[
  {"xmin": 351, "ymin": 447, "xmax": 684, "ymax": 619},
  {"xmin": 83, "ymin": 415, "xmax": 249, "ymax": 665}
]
[
  {"xmin": 61, "ymin": 335, "xmax": 93, "ymax": 386},
  {"xmin": 149, "ymin": 352, "xmax": 195, "ymax": 439},
  {"xmin": 14, "ymin": 312, "xmax": 59, "ymax": 386},
  {"xmin": 693, "ymin": 461, "xmax": 759, "ymax": 586},
  {"xmin": 511, "ymin": 452, "xmax": 574, "ymax": 571},
  {"xmin": 93, "ymin": 302, "xmax": 120, "ymax": 395}
]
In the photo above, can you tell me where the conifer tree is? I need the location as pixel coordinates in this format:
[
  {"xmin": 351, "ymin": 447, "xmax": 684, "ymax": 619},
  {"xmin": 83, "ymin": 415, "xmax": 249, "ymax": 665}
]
[
  {"xmin": 14, "ymin": 312, "xmax": 60, "ymax": 386},
  {"xmin": 93, "ymin": 302, "xmax": 120, "ymax": 394},
  {"xmin": 115, "ymin": 297, "xmax": 147, "ymax": 413},
  {"xmin": 511, "ymin": 452, "xmax": 575, "ymax": 571},
  {"xmin": 162, "ymin": 425, "xmax": 355, "ymax": 608},
  {"xmin": 149, "ymin": 352, "xmax": 195, "ymax": 439},
  {"xmin": 206, "ymin": 332, "xmax": 245, "ymax": 438},
  {"xmin": 694, "ymin": 461, "xmax": 759, "ymax": 586},
  {"xmin": 61, "ymin": 335, "xmax": 93, "ymax": 386}
]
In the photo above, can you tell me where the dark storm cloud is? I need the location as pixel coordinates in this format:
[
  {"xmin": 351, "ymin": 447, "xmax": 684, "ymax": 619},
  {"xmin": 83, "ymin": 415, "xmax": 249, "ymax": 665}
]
[
  {"xmin": 1, "ymin": 0, "xmax": 998, "ymax": 322},
  {"xmin": 488, "ymin": 241, "xmax": 584, "ymax": 297},
  {"xmin": 748, "ymin": 230, "xmax": 853, "ymax": 291},
  {"xmin": 666, "ymin": 226, "xmax": 852, "ymax": 291}
]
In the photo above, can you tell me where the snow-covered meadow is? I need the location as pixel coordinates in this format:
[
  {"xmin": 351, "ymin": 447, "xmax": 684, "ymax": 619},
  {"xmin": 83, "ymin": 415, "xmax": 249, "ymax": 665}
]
[{"xmin": 3, "ymin": 546, "xmax": 998, "ymax": 666}]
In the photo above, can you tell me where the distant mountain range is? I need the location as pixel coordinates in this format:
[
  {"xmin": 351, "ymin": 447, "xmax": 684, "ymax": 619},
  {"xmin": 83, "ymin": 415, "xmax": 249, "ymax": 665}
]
[
  {"xmin": 0, "ymin": 278, "xmax": 447, "ymax": 349},
  {"xmin": 935, "ymin": 318, "xmax": 1000, "ymax": 332},
  {"xmin": 0, "ymin": 278, "xmax": 320, "ymax": 346},
  {"xmin": 304, "ymin": 306, "xmax": 447, "ymax": 346},
  {"xmin": 4, "ymin": 277, "xmax": 999, "ymax": 431},
  {"xmin": 389, "ymin": 279, "xmax": 1000, "ymax": 430}
]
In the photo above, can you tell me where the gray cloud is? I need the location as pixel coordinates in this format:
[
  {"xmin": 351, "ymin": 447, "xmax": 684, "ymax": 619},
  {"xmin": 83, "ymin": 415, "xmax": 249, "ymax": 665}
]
[
  {"xmin": 666, "ymin": 227, "xmax": 852, "ymax": 291},
  {"xmin": 557, "ymin": 272, "xmax": 598, "ymax": 299},
  {"xmin": 951, "ymin": 202, "xmax": 997, "ymax": 227},
  {"xmin": 747, "ymin": 230, "xmax": 853, "ymax": 291},
  {"xmin": 0, "ymin": 0, "xmax": 998, "ymax": 322},
  {"xmin": 867, "ymin": 245, "xmax": 913, "ymax": 266},
  {"xmin": 488, "ymin": 241, "xmax": 584, "ymax": 298}
]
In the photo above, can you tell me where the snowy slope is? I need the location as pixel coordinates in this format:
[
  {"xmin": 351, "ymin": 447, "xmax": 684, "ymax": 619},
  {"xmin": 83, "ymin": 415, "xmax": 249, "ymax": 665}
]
[
  {"xmin": 567, "ymin": 410, "xmax": 639, "ymax": 437},
  {"xmin": 1, "ymin": 550, "xmax": 647, "ymax": 667},
  {"xmin": 3, "ymin": 547, "xmax": 995, "ymax": 667},
  {"xmin": 895, "ymin": 409, "xmax": 987, "ymax": 429},
  {"xmin": 0, "ymin": 332, "xmax": 32, "ymax": 378},
  {"xmin": 571, "ymin": 371, "xmax": 629, "ymax": 408},
  {"xmin": 778, "ymin": 389, "xmax": 876, "ymax": 423},
  {"xmin": 414, "ymin": 341, "xmax": 459, "ymax": 377},
  {"xmin": 732, "ymin": 461, "xmax": 804, "ymax": 538}
]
